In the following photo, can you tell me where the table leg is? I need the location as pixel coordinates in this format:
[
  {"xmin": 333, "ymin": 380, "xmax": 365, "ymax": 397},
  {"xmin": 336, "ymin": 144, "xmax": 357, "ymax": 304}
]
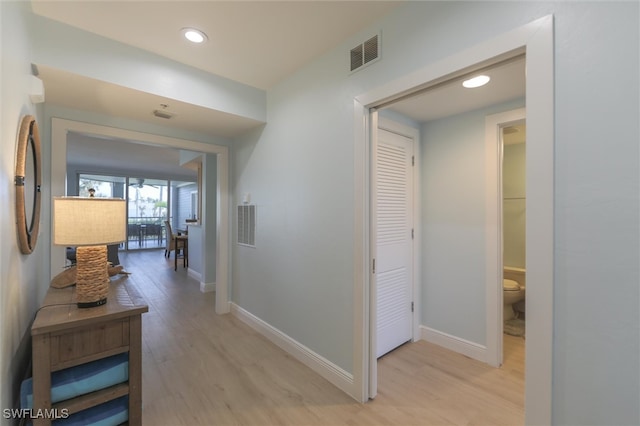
[
  {"xmin": 174, "ymin": 236, "xmax": 178, "ymax": 271},
  {"xmin": 32, "ymin": 334, "xmax": 52, "ymax": 426},
  {"xmin": 184, "ymin": 238, "xmax": 188, "ymax": 268},
  {"xmin": 128, "ymin": 316, "xmax": 142, "ymax": 425}
]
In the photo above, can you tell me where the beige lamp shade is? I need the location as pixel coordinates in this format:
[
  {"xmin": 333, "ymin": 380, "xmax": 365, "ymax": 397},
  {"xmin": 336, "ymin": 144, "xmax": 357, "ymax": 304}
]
[{"xmin": 53, "ymin": 197, "xmax": 126, "ymax": 246}]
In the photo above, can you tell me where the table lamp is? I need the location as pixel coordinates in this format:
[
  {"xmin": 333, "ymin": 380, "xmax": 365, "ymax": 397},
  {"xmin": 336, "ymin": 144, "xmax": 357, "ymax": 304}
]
[{"xmin": 53, "ymin": 197, "xmax": 126, "ymax": 308}]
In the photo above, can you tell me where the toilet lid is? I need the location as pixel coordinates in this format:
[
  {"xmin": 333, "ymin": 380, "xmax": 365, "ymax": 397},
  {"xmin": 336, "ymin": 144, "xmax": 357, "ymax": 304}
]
[{"xmin": 503, "ymin": 279, "xmax": 520, "ymax": 291}]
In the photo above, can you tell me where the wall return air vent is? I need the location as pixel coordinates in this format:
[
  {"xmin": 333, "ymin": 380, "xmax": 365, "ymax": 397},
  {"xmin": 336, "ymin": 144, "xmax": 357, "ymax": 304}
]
[
  {"xmin": 237, "ymin": 204, "xmax": 256, "ymax": 247},
  {"xmin": 350, "ymin": 33, "xmax": 380, "ymax": 72}
]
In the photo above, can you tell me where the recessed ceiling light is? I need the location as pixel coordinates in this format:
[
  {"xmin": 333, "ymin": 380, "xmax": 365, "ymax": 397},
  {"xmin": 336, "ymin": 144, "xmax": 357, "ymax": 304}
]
[
  {"xmin": 181, "ymin": 28, "xmax": 207, "ymax": 44},
  {"xmin": 462, "ymin": 75, "xmax": 490, "ymax": 88}
]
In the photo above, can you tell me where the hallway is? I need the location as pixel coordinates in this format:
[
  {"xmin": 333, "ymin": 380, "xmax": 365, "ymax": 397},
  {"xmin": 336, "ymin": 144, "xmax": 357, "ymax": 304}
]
[{"xmin": 117, "ymin": 250, "xmax": 524, "ymax": 425}]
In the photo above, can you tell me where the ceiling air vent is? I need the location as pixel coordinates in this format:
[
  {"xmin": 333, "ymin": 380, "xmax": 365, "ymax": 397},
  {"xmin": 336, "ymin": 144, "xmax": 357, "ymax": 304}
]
[
  {"xmin": 237, "ymin": 204, "xmax": 256, "ymax": 247},
  {"xmin": 350, "ymin": 34, "xmax": 380, "ymax": 72}
]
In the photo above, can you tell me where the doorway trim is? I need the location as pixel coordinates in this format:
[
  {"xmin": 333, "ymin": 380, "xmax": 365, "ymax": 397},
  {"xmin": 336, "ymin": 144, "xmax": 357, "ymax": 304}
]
[
  {"xmin": 485, "ymin": 108, "xmax": 526, "ymax": 368},
  {"xmin": 50, "ymin": 118, "xmax": 231, "ymax": 314},
  {"xmin": 353, "ymin": 15, "xmax": 554, "ymax": 425}
]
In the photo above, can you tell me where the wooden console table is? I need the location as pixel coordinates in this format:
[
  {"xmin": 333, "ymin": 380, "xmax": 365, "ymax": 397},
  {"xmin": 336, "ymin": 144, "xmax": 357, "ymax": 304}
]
[{"xmin": 31, "ymin": 279, "xmax": 148, "ymax": 425}]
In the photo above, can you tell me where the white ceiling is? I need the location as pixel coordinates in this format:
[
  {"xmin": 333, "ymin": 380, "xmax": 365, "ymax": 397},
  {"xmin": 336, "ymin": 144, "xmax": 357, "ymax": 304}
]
[
  {"xmin": 32, "ymin": 1, "xmax": 525, "ymax": 174},
  {"xmin": 31, "ymin": 1, "xmax": 401, "ymax": 90},
  {"xmin": 32, "ymin": 1, "xmax": 403, "ymax": 174},
  {"xmin": 384, "ymin": 56, "xmax": 525, "ymax": 123},
  {"xmin": 36, "ymin": 64, "xmax": 265, "ymax": 139}
]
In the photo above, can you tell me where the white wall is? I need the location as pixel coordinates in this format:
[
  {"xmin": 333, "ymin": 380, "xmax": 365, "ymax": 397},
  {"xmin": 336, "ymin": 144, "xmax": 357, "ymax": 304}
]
[
  {"xmin": 379, "ymin": 109, "xmax": 420, "ymax": 130},
  {"xmin": 186, "ymin": 224, "xmax": 202, "ymax": 277},
  {"xmin": 232, "ymin": 2, "xmax": 638, "ymax": 424},
  {"xmin": 232, "ymin": 73, "xmax": 356, "ymax": 370},
  {"xmin": 420, "ymin": 98, "xmax": 524, "ymax": 344},
  {"xmin": 176, "ymin": 183, "xmax": 198, "ymax": 225},
  {"xmin": 0, "ymin": 1, "xmax": 47, "ymax": 418}
]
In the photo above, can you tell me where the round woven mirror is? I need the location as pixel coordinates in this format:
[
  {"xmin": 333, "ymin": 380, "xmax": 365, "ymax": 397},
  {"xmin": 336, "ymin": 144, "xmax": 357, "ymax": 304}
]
[{"xmin": 15, "ymin": 115, "xmax": 42, "ymax": 254}]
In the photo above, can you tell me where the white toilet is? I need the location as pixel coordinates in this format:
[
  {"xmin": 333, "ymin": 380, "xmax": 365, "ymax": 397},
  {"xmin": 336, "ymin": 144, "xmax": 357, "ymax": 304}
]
[{"xmin": 503, "ymin": 279, "xmax": 525, "ymax": 320}]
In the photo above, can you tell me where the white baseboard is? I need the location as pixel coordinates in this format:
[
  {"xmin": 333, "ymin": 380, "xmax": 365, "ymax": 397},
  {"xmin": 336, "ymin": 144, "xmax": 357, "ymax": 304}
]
[
  {"xmin": 187, "ymin": 268, "xmax": 201, "ymax": 282},
  {"xmin": 186, "ymin": 269, "xmax": 214, "ymax": 293},
  {"xmin": 230, "ymin": 303, "xmax": 354, "ymax": 397},
  {"xmin": 200, "ymin": 281, "xmax": 215, "ymax": 293},
  {"xmin": 420, "ymin": 325, "xmax": 487, "ymax": 363}
]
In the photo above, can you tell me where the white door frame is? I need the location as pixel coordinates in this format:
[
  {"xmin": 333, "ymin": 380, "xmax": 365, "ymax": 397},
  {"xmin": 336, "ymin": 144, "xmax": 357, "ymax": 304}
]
[
  {"xmin": 368, "ymin": 115, "xmax": 421, "ymax": 397},
  {"xmin": 485, "ymin": 108, "xmax": 526, "ymax": 367},
  {"xmin": 353, "ymin": 15, "xmax": 554, "ymax": 425},
  {"xmin": 50, "ymin": 118, "xmax": 231, "ymax": 314}
]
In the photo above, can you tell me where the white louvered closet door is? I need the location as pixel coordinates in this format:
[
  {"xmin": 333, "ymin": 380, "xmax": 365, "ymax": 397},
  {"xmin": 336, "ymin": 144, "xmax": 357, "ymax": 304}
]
[{"xmin": 376, "ymin": 128, "xmax": 414, "ymax": 358}]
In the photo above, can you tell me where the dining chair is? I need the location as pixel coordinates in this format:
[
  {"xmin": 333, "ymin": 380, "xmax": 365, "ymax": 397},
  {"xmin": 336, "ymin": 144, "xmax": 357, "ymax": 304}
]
[{"xmin": 164, "ymin": 220, "xmax": 188, "ymax": 270}]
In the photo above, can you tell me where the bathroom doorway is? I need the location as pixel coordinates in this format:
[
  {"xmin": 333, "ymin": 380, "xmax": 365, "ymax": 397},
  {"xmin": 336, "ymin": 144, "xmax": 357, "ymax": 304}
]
[
  {"xmin": 502, "ymin": 121, "xmax": 527, "ymax": 336},
  {"xmin": 486, "ymin": 107, "xmax": 526, "ymax": 367},
  {"xmin": 501, "ymin": 120, "xmax": 527, "ymax": 376}
]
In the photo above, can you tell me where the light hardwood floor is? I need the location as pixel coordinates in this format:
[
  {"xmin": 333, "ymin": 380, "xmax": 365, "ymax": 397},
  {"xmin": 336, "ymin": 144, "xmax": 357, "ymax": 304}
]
[{"xmin": 119, "ymin": 250, "xmax": 524, "ymax": 425}]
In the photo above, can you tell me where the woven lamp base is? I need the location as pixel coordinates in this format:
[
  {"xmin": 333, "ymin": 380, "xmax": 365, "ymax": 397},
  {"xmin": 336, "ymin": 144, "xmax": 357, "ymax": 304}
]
[{"xmin": 76, "ymin": 245, "xmax": 110, "ymax": 308}]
